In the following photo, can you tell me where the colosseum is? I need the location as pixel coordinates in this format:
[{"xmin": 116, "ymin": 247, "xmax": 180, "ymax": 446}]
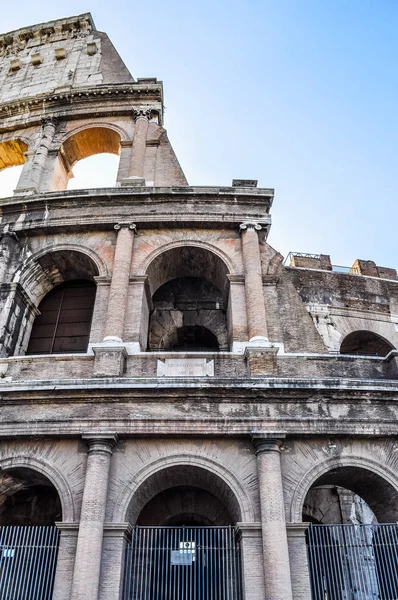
[{"xmin": 0, "ymin": 12, "xmax": 398, "ymax": 600}]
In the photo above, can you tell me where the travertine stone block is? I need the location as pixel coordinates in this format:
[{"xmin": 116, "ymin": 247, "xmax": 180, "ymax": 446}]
[{"xmin": 92, "ymin": 345, "xmax": 127, "ymax": 377}]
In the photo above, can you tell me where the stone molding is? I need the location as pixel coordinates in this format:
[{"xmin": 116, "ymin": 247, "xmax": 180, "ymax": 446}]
[
  {"xmin": 286, "ymin": 522, "xmax": 310, "ymax": 538},
  {"xmin": 82, "ymin": 432, "xmax": 118, "ymax": 455},
  {"xmin": 252, "ymin": 431, "xmax": 287, "ymax": 455}
]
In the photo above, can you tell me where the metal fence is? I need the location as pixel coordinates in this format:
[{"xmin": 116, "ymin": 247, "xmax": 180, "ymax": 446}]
[
  {"xmin": 0, "ymin": 525, "xmax": 60, "ymax": 600},
  {"xmin": 123, "ymin": 526, "xmax": 242, "ymax": 600},
  {"xmin": 307, "ymin": 523, "xmax": 398, "ymax": 600}
]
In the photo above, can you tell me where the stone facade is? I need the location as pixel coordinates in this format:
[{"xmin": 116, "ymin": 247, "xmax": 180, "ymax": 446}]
[{"xmin": 1, "ymin": 13, "xmax": 398, "ymax": 600}]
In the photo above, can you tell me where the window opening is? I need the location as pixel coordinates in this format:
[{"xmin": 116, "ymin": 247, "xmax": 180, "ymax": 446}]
[{"xmin": 26, "ymin": 280, "xmax": 96, "ymax": 355}]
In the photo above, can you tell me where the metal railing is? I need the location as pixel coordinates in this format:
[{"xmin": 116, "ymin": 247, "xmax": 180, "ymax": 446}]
[
  {"xmin": 123, "ymin": 526, "xmax": 242, "ymax": 600},
  {"xmin": 307, "ymin": 523, "xmax": 398, "ymax": 600},
  {"xmin": 0, "ymin": 525, "xmax": 60, "ymax": 600}
]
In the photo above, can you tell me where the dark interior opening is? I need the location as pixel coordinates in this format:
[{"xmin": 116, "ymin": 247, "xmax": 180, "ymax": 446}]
[
  {"xmin": 340, "ymin": 330, "xmax": 394, "ymax": 357},
  {"xmin": 27, "ymin": 279, "xmax": 96, "ymax": 355}
]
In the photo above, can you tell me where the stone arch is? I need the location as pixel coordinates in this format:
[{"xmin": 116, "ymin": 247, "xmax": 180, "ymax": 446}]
[
  {"xmin": 113, "ymin": 454, "xmax": 255, "ymax": 524},
  {"xmin": 61, "ymin": 125, "xmax": 122, "ymax": 169},
  {"xmin": 290, "ymin": 456, "xmax": 398, "ymax": 524},
  {"xmin": 0, "ymin": 455, "xmax": 75, "ymax": 522},
  {"xmin": 50, "ymin": 124, "xmax": 123, "ymax": 190},
  {"xmin": 144, "ymin": 244, "xmax": 231, "ymax": 350},
  {"xmin": 0, "ymin": 139, "xmax": 28, "ymax": 171},
  {"xmin": 61, "ymin": 122, "xmax": 129, "ymax": 145},
  {"xmin": 14, "ymin": 244, "xmax": 106, "ymax": 305},
  {"xmin": 340, "ymin": 330, "xmax": 395, "ymax": 357},
  {"xmin": 139, "ymin": 240, "xmax": 235, "ymax": 280}
]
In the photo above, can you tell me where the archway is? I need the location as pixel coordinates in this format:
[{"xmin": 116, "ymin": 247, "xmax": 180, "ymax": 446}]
[
  {"xmin": 0, "ymin": 139, "xmax": 27, "ymax": 198},
  {"xmin": 0, "ymin": 466, "xmax": 62, "ymax": 525},
  {"xmin": 0, "ymin": 466, "xmax": 61, "ymax": 597},
  {"xmin": 146, "ymin": 247, "xmax": 230, "ymax": 351},
  {"xmin": 123, "ymin": 465, "xmax": 243, "ymax": 600},
  {"xmin": 16, "ymin": 249, "xmax": 100, "ymax": 356},
  {"xmin": 51, "ymin": 126, "xmax": 121, "ymax": 190},
  {"xmin": 303, "ymin": 466, "xmax": 398, "ymax": 600},
  {"xmin": 340, "ymin": 330, "xmax": 395, "ymax": 357}
]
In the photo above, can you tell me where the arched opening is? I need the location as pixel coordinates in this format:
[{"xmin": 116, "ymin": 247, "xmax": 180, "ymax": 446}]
[
  {"xmin": 340, "ymin": 330, "xmax": 395, "ymax": 357},
  {"xmin": 123, "ymin": 465, "xmax": 243, "ymax": 599},
  {"xmin": 303, "ymin": 466, "xmax": 398, "ymax": 600},
  {"xmin": 26, "ymin": 280, "xmax": 96, "ymax": 355},
  {"xmin": 17, "ymin": 248, "xmax": 100, "ymax": 356},
  {"xmin": 0, "ymin": 466, "xmax": 62, "ymax": 526},
  {"xmin": 0, "ymin": 466, "xmax": 61, "ymax": 597},
  {"xmin": 0, "ymin": 139, "xmax": 27, "ymax": 198},
  {"xmin": 67, "ymin": 153, "xmax": 120, "ymax": 190},
  {"xmin": 51, "ymin": 127, "xmax": 121, "ymax": 191},
  {"xmin": 146, "ymin": 248, "xmax": 230, "ymax": 351}
]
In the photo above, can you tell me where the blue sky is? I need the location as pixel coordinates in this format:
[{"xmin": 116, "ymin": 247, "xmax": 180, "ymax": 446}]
[{"xmin": 1, "ymin": 1, "xmax": 397, "ymax": 269}]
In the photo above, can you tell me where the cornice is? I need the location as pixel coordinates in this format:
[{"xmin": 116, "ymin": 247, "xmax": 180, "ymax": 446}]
[{"xmin": 0, "ymin": 83, "xmax": 163, "ymax": 126}]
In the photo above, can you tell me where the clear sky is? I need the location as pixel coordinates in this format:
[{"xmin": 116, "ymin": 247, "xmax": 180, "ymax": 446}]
[{"xmin": 1, "ymin": 1, "xmax": 397, "ymax": 269}]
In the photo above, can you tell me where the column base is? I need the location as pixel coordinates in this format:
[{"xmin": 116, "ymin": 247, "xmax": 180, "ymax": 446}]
[
  {"xmin": 245, "ymin": 345, "xmax": 279, "ymax": 376},
  {"xmin": 92, "ymin": 344, "xmax": 127, "ymax": 377},
  {"xmin": 13, "ymin": 186, "xmax": 38, "ymax": 196},
  {"xmin": 120, "ymin": 176, "xmax": 146, "ymax": 187}
]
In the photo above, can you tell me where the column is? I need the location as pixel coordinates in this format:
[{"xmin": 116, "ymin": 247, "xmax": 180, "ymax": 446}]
[
  {"xmin": 239, "ymin": 222, "xmax": 268, "ymax": 342},
  {"xmin": 15, "ymin": 118, "xmax": 57, "ymax": 194},
  {"xmin": 99, "ymin": 523, "xmax": 132, "ymax": 600},
  {"xmin": 70, "ymin": 434, "xmax": 117, "ymax": 600},
  {"xmin": 236, "ymin": 522, "xmax": 266, "ymax": 600},
  {"xmin": 252, "ymin": 432, "xmax": 293, "ymax": 600},
  {"xmin": 52, "ymin": 523, "xmax": 79, "ymax": 600},
  {"xmin": 127, "ymin": 109, "xmax": 150, "ymax": 180},
  {"xmin": 0, "ymin": 232, "xmax": 19, "ymax": 281},
  {"xmin": 103, "ymin": 223, "xmax": 135, "ymax": 343},
  {"xmin": 286, "ymin": 523, "xmax": 312, "ymax": 600}
]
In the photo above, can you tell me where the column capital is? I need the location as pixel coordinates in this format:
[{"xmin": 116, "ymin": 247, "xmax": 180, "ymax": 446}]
[
  {"xmin": 252, "ymin": 431, "xmax": 286, "ymax": 454},
  {"xmin": 41, "ymin": 116, "xmax": 58, "ymax": 127},
  {"xmin": 82, "ymin": 432, "xmax": 118, "ymax": 455},
  {"xmin": 239, "ymin": 221, "xmax": 263, "ymax": 233},
  {"xmin": 114, "ymin": 222, "xmax": 136, "ymax": 231},
  {"xmin": 132, "ymin": 108, "xmax": 152, "ymax": 121}
]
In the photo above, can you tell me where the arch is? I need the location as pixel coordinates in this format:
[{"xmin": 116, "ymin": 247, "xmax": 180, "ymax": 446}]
[
  {"xmin": 14, "ymin": 245, "xmax": 106, "ymax": 306},
  {"xmin": 290, "ymin": 456, "xmax": 398, "ymax": 523},
  {"xmin": 140, "ymin": 240, "xmax": 235, "ymax": 282},
  {"xmin": 62, "ymin": 122, "xmax": 129, "ymax": 145},
  {"xmin": 113, "ymin": 454, "xmax": 255, "ymax": 524},
  {"xmin": 340, "ymin": 330, "xmax": 395, "ymax": 357},
  {"xmin": 62, "ymin": 126, "xmax": 122, "ymax": 169},
  {"xmin": 0, "ymin": 139, "xmax": 28, "ymax": 171},
  {"xmin": 145, "ymin": 247, "xmax": 231, "ymax": 351},
  {"xmin": 0, "ymin": 455, "xmax": 75, "ymax": 522},
  {"xmin": 146, "ymin": 245, "xmax": 230, "ymax": 297}
]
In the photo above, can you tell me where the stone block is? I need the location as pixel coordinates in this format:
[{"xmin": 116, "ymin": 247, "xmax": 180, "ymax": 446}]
[
  {"xmin": 92, "ymin": 345, "xmax": 127, "ymax": 377},
  {"xmin": 245, "ymin": 346, "xmax": 278, "ymax": 375}
]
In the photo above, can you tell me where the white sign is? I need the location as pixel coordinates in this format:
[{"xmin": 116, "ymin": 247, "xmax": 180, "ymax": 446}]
[{"xmin": 157, "ymin": 358, "xmax": 214, "ymax": 377}]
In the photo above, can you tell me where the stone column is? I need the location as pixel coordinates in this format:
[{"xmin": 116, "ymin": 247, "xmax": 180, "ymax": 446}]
[
  {"xmin": 286, "ymin": 523, "xmax": 311, "ymax": 600},
  {"xmin": 127, "ymin": 109, "xmax": 150, "ymax": 180},
  {"xmin": 0, "ymin": 232, "xmax": 19, "ymax": 282},
  {"xmin": 239, "ymin": 222, "xmax": 268, "ymax": 342},
  {"xmin": 103, "ymin": 223, "xmax": 135, "ymax": 343},
  {"xmin": 70, "ymin": 433, "xmax": 117, "ymax": 600},
  {"xmin": 15, "ymin": 118, "xmax": 57, "ymax": 194},
  {"xmin": 52, "ymin": 523, "xmax": 79, "ymax": 600},
  {"xmin": 252, "ymin": 432, "xmax": 293, "ymax": 600},
  {"xmin": 99, "ymin": 523, "xmax": 132, "ymax": 600},
  {"xmin": 236, "ymin": 522, "xmax": 266, "ymax": 600}
]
